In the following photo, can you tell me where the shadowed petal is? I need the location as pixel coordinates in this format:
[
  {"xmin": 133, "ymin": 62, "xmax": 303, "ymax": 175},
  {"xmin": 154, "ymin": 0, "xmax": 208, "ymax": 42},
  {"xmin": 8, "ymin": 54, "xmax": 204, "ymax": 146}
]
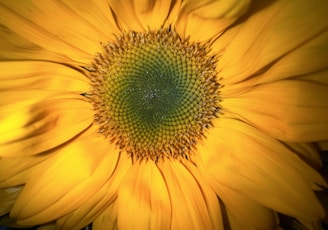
[
  {"xmin": 157, "ymin": 159, "xmax": 224, "ymax": 229},
  {"xmin": 93, "ymin": 201, "xmax": 118, "ymax": 230},
  {"xmin": 222, "ymin": 79, "xmax": 328, "ymax": 142},
  {"xmin": 217, "ymin": 185, "xmax": 278, "ymax": 229},
  {"xmin": 0, "ymin": 187, "xmax": 22, "ymax": 216},
  {"xmin": 0, "ymin": 0, "xmax": 118, "ymax": 64},
  {"xmin": 11, "ymin": 137, "xmax": 119, "ymax": 226},
  {"xmin": 0, "ymin": 95, "xmax": 93, "ymax": 157},
  {"xmin": 197, "ymin": 117, "xmax": 326, "ymax": 221},
  {"xmin": 108, "ymin": 0, "xmax": 180, "ymax": 31},
  {"xmin": 117, "ymin": 160, "xmax": 171, "ymax": 230},
  {"xmin": 176, "ymin": 0, "xmax": 251, "ymax": 41},
  {"xmin": 218, "ymin": 0, "xmax": 328, "ymax": 85}
]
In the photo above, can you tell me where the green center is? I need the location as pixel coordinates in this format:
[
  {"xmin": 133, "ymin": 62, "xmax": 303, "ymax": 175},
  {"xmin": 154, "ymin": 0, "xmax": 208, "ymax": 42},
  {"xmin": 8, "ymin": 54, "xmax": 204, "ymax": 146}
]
[
  {"xmin": 88, "ymin": 29, "xmax": 219, "ymax": 161},
  {"xmin": 124, "ymin": 64, "xmax": 181, "ymax": 127}
]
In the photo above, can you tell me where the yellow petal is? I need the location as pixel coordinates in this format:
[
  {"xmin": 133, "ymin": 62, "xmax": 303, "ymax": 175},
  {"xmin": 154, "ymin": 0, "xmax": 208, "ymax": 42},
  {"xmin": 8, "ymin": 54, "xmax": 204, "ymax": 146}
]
[
  {"xmin": 56, "ymin": 181, "xmax": 111, "ymax": 230},
  {"xmin": 11, "ymin": 137, "xmax": 119, "ymax": 226},
  {"xmin": 198, "ymin": 118, "xmax": 325, "ymax": 220},
  {"xmin": 0, "ymin": 186, "xmax": 22, "ymax": 216},
  {"xmin": 37, "ymin": 224, "xmax": 57, "ymax": 230},
  {"xmin": 184, "ymin": 0, "xmax": 251, "ymax": 19},
  {"xmin": 218, "ymin": 0, "xmax": 328, "ymax": 85},
  {"xmin": 59, "ymin": 0, "xmax": 120, "ymax": 38},
  {"xmin": 0, "ymin": 61, "xmax": 88, "ymax": 94},
  {"xmin": 132, "ymin": 0, "xmax": 180, "ymax": 29},
  {"xmin": 108, "ymin": 0, "xmax": 179, "ymax": 31},
  {"xmin": 157, "ymin": 159, "xmax": 223, "ymax": 229},
  {"xmin": 221, "ymin": 79, "xmax": 328, "ymax": 142},
  {"xmin": 0, "ymin": 25, "xmax": 53, "ymax": 62},
  {"xmin": 0, "ymin": 155, "xmax": 48, "ymax": 188},
  {"xmin": 217, "ymin": 29, "xmax": 328, "ymax": 98},
  {"xmin": 182, "ymin": 160, "xmax": 224, "ymax": 229},
  {"xmin": 0, "ymin": 1, "xmax": 114, "ymax": 64},
  {"xmin": 256, "ymin": 30, "xmax": 328, "ymax": 84},
  {"xmin": 210, "ymin": 22, "xmax": 242, "ymax": 57},
  {"xmin": 284, "ymin": 142, "xmax": 322, "ymax": 170},
  {"xmin": 56, "ymin": 152, "xmax": 131, "ymax": 230},
  {"xmin": 176, "ymin": 0, "xmax": 251, "ymax": 41},
  {"xmin": 0, "ymin": 95, "xmax": 93, "ymax": 157},
  {"xmin": 117, "ymin": 160, "xmax": 171, "ymax": 230},
  {"xmin": 93, "ymin": 201, "xmax": 118, "ymax": 230},
  {"xmin": 215, "ymin": 185, "xmax": 278, "ymax": 229},
  {"xmin": 107, "ymin": 0, "xmax": 143, "ymax": 31}
]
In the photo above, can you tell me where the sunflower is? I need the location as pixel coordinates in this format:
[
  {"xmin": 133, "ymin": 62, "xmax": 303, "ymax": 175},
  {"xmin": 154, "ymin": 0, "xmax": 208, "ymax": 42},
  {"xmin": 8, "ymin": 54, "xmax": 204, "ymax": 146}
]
[{"xmin": 0, "ymin": 0, "xmax": 328, "ymax": 229}]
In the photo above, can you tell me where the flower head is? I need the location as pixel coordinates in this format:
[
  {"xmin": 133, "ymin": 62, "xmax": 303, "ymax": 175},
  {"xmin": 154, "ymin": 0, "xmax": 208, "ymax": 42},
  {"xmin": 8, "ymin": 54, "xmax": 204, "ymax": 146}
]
[{"xmin": 0, "ymin": 0, "xmax": 328, "ymax": 229}]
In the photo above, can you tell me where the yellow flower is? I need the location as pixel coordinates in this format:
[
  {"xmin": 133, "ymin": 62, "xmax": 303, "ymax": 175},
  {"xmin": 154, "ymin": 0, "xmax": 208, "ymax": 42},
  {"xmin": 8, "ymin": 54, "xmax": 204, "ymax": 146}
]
[{"xmin": 0, "ymin": 0, "xmax": 328, "ymax": 229}]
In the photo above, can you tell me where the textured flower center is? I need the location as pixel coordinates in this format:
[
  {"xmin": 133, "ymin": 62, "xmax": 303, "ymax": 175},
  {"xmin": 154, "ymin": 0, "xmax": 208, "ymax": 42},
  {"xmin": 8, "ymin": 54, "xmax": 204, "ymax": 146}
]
[{"xmin": 87, "ymin": 28, "xmax": 220, "ymax": 161}]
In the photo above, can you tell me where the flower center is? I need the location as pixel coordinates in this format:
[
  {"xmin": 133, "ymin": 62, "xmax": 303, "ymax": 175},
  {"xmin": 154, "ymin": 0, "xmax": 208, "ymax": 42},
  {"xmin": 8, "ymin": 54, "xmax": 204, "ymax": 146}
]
[{"xmin": 87, "ymin": 28, "xmax": 220, "ymax": 162}]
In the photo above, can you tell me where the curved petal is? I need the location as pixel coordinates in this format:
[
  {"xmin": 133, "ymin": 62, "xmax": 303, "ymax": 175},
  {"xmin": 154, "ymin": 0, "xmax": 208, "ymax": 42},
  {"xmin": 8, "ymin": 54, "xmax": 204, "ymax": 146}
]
[
  {"xmin": 56, "ymin": 149, "xmax": 132, "ymax": 230},
  {"xmin": 117, "ymin": 160, "xmax": 172, "ymax": 230},
  {"xmin": 217, "ymin": 29, "xmax": 328, "ymax": 98},
  {"xmin": 215, "ymin": 185, "xmax": 279, "ymax": 229},
  {"xmin": 0, "ymin": 61, "xmax": 92, "ymax": 157},
  {"xmin": 218, "ymin": 0, "xmax": 328, "ymax": 85},
  {"xmin": 157, "ymin": 159, "xmax": 223, "ymax": 229},
  {"xmin": 108, "ymin": 0, "xmax": 180, "ymax": 31},
  {"xmin": 210, "ymin": 22, "xmax": 242, "ymax": 58},
  {"xmin": 0, "ymin": 155, "xmax": 49, "ymax": 188},
  {"xmin": 283, "ymin": 142, "xmax": 322, "ymax": 170},
  {"xmin": 0, "ymin": 61, "xmax": 89, "ymax": 94},
  {"xmin": 182, "ymin": 160, "xmax": 224, "ymax": 229},
  {"xmin": 92, "ymin": 201, "xmax": 118, "ymax": 230},
  {"xmin": 11, "ymin": 137, "xmax": 119, "ymax": 226},
  {"xmin": 256, "ymin": 30, "xmax": 328, "ymax": 84},
  {"xmin": 0, "ymin": 25, "xmax": 61, "ymax": 62},
  {"xmin": 181, "ymin": 0, "xmax": 251, "ymax": 19},
  {"xmin": 197, "ymin": 117, "xmax": 326, "ymax": 221},
  {"xmin": 0, "ymin": 95, "xmax": 93, "ymax": 157},
  {"xmin": 0, "ymin": 0, "xmax": 117, "ymax": 64},
  {"xmin": 175, "ymin": 0, "xmax": 251, "ymax": 41},
  {"xmin": 0, "ymin": 186, "xmax": 22, "ymax": 216},
  {"xmin": 221, "ymin": 79, "xmax": 328, "ymax": 142}
]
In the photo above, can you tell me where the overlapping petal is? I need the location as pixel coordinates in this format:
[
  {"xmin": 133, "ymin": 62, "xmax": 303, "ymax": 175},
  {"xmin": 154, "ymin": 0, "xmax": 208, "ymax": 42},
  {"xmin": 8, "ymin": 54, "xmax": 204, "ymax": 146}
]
[
  {"xmin": 176, "ymin": 0, "xmax": 251, "ymax": 41},
  {"xmin": 157, "ymin": 159, "xmax": 223, "ymax": 229},
  {"xmin": 0, "ymin": 95, "xmax": 93, "ymax": 157},
  {"xmin": 55, "ymin": 152, "xmax": 131, "ymax": 230},
  {"xmin": 221, "ymin": 80, "xmax": 328, "ymax": 142},
  {"xmin": 0, "ymin": 0, "xmax": 118, "ymax": 64},
  {"xmin": 0, "ymin": 61, "xmax": 89, "ymax": 94},
  {"xmin": 92, "ymin": 201, "xmax": 118, "ymax": 230},
  {"xmin": 0, "ymin": 187, "xmax": 22, "ymax": 216},
  {"xmin": 0, "ymin": 155, "xmax": 49, "ymax": 188},
  {"xmin": 217, "ymin": 0, "xmax": 328, "ymax": 85},
  {"xmin": 0, "ymin": 61, "xmax": 92, "ymax": 157},
  {"xmin": 217, "ymin": 185, "xmax": 278, "ymax": 229},
  {"xmin": 0, "ymin": 25, "xmax": 56, "ymax": 62},
  {"xmin": 108, "ymin": 0, "xmax": 181, "ymax": 31},
  {"xmin": 11, "ymin": 137, "xmax": 120, "ymax": 226},
  {"xmin": 117, "ymin": 160, "xmax": 171, "ymax": 230},
  {"xmin": 197, "ymin": 117, "xmax": 326, "ymax": 221},
  {"xmin": 0, "ymin": 0, "xmax": 326, "ymax": 229}
]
